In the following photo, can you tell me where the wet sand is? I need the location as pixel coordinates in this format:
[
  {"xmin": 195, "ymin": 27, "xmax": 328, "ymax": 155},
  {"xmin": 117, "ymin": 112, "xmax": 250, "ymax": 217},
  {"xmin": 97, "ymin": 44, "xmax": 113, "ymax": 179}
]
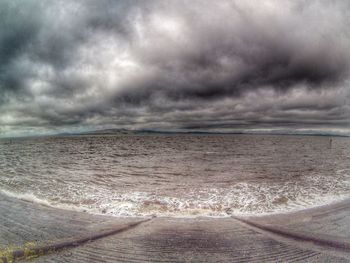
[{"xmin": 1, "ymin": 193, "xmax": 350, "ymax": 262}]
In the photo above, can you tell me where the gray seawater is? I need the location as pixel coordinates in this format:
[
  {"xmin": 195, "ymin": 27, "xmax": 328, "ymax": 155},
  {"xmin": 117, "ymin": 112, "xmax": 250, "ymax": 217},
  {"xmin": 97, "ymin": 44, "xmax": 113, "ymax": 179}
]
[{"xmin": 0, "ymin": 134, "xmax": 350, "ymax": 217}]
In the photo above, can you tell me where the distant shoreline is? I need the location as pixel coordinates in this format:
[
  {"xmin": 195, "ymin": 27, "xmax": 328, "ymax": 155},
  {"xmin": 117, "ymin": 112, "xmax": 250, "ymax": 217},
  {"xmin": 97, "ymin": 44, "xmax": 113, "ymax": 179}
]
[{"xmin": 1, "ymin": 130, "xmax": 349, "ymax": 140}]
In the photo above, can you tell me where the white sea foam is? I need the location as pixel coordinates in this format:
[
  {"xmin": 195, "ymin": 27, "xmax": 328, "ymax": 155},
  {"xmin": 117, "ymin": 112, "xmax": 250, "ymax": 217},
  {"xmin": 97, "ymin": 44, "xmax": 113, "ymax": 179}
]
[
  {"xmin": 0, "ymin": 189, "xmax": 53, "ymax": 207},
  {"xmin": 0, "ymin": 188, "xmax": 87, "ymax": 213},
  {"xmin": 2, "ymin": 172, "xmax": 350, "ymax": 219}
]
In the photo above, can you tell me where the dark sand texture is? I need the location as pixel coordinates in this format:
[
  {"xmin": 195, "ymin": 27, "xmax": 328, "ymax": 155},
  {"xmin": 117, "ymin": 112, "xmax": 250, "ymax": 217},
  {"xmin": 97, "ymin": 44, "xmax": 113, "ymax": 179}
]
[{"xmin": 1, "ymin": 193, "xmax": 350, "ymax": 262}]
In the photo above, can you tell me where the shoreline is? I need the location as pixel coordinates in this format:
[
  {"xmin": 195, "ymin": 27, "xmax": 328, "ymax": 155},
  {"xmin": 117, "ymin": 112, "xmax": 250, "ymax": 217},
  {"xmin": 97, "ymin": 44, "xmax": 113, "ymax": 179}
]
[{"xmin": 1, "ymin": 187, "xmax": 350, "ymax": 220}]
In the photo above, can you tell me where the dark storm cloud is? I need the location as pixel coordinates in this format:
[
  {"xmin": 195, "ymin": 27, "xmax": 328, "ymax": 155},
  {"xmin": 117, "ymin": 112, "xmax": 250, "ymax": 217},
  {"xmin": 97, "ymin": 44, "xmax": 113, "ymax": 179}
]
[
  {"xmin": 0, "ymin": 0, "xmax": 349, "ymax": 136},
  {"xmin": 0, "ymin": 0, "xmax": 42, "ymax": 105},
  {"xmin": 129, "ymin": 1, "xmax": 349, "ymax": 102}
]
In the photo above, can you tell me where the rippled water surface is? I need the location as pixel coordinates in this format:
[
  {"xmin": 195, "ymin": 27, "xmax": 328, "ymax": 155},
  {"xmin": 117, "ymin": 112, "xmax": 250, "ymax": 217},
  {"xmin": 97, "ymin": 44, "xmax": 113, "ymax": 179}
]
[{"xmin": 0, "ymin": 134, "xmax": 350, "ymax": 217}]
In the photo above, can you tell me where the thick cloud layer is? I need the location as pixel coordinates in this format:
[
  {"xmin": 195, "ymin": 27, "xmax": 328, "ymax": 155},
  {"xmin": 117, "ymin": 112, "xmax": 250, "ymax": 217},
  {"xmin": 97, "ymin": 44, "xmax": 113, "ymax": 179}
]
[{"xmin": 0, "ymin": 0, "xmax": 349, "ymax": 136}]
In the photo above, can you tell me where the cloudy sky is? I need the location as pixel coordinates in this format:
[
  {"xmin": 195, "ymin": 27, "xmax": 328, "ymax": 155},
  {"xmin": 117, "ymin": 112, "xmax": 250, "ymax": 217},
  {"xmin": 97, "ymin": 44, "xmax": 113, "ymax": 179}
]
[{"xmin": 1, "ymin": 0, "xmax": 350, "ymax": 137}]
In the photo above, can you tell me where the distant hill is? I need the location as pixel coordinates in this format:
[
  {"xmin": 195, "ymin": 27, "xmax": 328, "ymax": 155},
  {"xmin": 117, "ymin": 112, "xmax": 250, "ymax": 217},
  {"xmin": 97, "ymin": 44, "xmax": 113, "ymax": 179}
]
[
  {"xmin": 56, "ymin": 128, "xmax": 349, "ymax": 137},
  {"xmin": 66, "ymin": 128, "xmax": 228, "ymax": 136}
]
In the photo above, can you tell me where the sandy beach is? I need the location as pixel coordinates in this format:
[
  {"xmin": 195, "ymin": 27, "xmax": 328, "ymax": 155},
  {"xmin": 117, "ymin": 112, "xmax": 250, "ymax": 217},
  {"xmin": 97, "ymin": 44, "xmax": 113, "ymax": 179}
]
[{"xmin": 1, "ymin": 192, "xmax": 350, "ymax": 262}]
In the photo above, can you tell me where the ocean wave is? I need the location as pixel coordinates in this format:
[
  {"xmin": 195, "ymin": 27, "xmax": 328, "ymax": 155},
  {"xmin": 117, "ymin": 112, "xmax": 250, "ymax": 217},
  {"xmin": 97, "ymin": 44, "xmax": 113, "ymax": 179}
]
[
  {"xmin": 1, "ymin": 177, "xmax": 350, "ymax": 218},
  {"xmin": 0, "ymin": 188, "xmax": 53, "ymax": 207},
  {"xmin": 0, "ymin": 188, "xmax": 86, "ymax": 213}
]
